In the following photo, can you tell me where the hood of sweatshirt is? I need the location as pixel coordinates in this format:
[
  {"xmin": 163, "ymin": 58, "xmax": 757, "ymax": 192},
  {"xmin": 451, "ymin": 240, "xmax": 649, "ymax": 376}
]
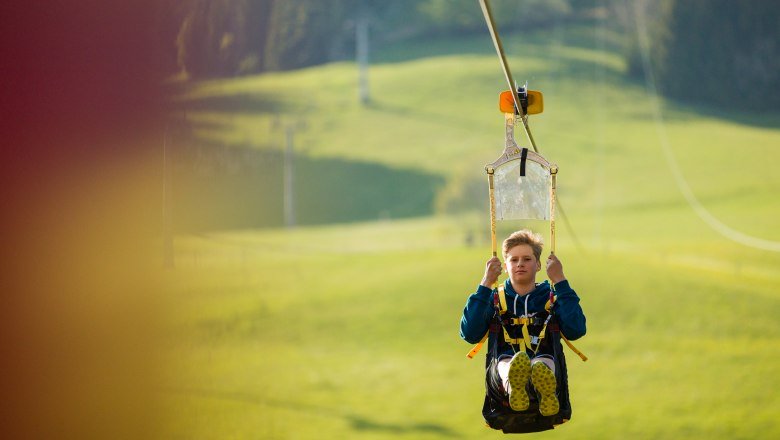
[{"xmin": 502, "ymin": 279, "xmax": 552, "ymax": 316}]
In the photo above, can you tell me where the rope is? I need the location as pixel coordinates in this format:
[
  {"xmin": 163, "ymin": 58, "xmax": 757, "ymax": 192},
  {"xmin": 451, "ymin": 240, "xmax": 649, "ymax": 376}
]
[{"xmin": 633, "ymin": 4, "xmax": 780, "ymax": 253}]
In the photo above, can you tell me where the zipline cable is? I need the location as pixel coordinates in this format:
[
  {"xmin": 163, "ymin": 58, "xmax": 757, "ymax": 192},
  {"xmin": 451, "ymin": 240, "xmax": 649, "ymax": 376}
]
[
  {"xmin": 478, "ymin": 0, "xmax": 584, "ymax": 254},
  {"xmin": 478, "ymin": 0, "xmax": 539, "ymax": 153},
  {"xmin": 478, "ymin": 0, "xmax": 522, "ymax": 119},
  {"xmin": 633, "ymin": 3, "xmax": 780, "ymax": 253}
]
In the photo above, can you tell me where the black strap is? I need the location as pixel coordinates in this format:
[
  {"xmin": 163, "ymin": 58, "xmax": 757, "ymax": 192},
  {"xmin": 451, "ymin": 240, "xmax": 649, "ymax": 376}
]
[{"xmin": 519, "ymin": 148, "xmax": 528, "ymax": 176}]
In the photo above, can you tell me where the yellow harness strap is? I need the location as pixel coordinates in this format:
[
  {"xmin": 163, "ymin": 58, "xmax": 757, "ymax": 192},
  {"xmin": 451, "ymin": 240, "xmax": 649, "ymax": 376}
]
[
  {"xmin": 466, "ymin": 332, "xmax": 489, "ymax": 359},
  {"xmin": 467, "ymin": 285, "xmax": 505, "ymax": 359},
  {"xmin": 521, "ymin": 322, "xmax": 533, "ymax": 350},
  {"xmin": 547, "ymin": 292, "xmax": 588, "ymax": 362},
  {"xmin": 500, "ymin": 285, "xmax": 533, "ymax": 350},
  {"xmin": 497, "ymin": 285, "xmax": 508, "ymax": 314},
  {"xmin": 466, "ymin": 284, "xmax": 589, "ymax": 362},
  {"xmin": 502, "ymin": 326, "xmax": 523, "ymax": 346},
  {"xmin": 561, "ymin": 335, "xmax": 588, "ymax": 362},
  {"xmin": 533, "ymin": 316, "xmax": 552, "ymax": 355}
]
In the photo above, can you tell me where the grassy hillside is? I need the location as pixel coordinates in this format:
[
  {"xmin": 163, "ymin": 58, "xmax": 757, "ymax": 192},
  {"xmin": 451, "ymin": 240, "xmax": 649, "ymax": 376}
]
[
  {"xmin": 161, "ymin": 25, "xmax": 780, "ymax": 439},
  {"xmin": 160, "ymin": 218, "xmax": 780, "ymax": 439},
  {"xmin": 178, "ymin": 27, "xmax": 780, "ymax": 241}
]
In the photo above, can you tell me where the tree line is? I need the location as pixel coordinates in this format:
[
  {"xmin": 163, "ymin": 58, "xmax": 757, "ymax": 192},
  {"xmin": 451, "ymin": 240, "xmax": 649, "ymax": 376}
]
[
  {"xmin": 160, "ymin": 0, "xmax": 779, "ymax": 111},
  {"xmin": 161, "ymin": 0, "xmax": 580, "ymax": 78},
  {"xmin": 637, "ymin": 0, "xmax": 779, "ymax": 111}
]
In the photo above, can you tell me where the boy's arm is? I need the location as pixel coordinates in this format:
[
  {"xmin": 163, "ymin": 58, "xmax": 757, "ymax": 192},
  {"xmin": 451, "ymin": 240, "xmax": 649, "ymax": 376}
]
[
  {"xmin": 460, "ymin": 285, "xmax": 494, "ymax": 344},
  {"xmin": 461, "ymin": 256, "xmax": 502, "ymax": 343},
  {"xmin": 546, "ymin": 254, "xmax": 586, "ymax": 340},
  {"xmin": 552, "ymin": 280, "xmax": 586, "ymax": 340}
]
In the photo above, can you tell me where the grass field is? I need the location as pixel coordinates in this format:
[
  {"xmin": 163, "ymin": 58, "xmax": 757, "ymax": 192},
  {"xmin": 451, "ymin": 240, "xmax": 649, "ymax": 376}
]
[{"xmin": 160, "ymin": 25, "xmax": 780, "ymax": 439}]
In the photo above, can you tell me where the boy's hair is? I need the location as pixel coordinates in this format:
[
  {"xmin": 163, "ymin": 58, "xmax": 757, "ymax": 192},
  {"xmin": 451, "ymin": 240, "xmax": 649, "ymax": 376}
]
[{"xmin": 502, "ymin": 229, "xmax": 544, "ymax": 261}]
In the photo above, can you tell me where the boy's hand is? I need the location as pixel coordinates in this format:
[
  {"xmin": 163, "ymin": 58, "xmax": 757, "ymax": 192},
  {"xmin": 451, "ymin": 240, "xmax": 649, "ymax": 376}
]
[
  {"xmin": 546, "ymin": 254, "xmax": 566, "ymax": 284},
  {"xmin": 480, "ymin": 256, "xmax": 502, "ymax": 288}
]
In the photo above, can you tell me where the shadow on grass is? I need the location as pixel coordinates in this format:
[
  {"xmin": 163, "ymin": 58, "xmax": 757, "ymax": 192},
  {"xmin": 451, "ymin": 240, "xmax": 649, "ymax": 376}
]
[
  {"xmin": 170, "ymin": 142, "xmax": 444, "ymax": 232},
  {"xmin": 172, "ymin": 91, "xmax": 289, "ymax": 115},
  {"xmin": 661, "ymin": 99, "xmax": 780, "ymax": 130},
  {"xmin": 619, "ymin": 73, "xmax": 780, "ymax": 130},
  {"xmin": 346, "ymin": 415, "xmax": 459, "ymax": 436},
  {"xmin": 162, "ymin": 387, "xmax": 462, "ymax": 438}
]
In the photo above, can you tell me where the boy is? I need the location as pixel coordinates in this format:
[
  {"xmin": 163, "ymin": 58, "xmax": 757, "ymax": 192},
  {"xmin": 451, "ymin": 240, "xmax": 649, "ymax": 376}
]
[{"xmin": 460, "ymin": 229, "xmax": 586, "ymax": 422}]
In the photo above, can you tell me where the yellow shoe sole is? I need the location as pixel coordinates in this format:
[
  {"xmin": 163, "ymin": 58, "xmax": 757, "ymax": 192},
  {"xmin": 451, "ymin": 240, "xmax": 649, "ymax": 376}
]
[
  {"xmin": 507, "ymin": 352, "xmax": 531, "ymax": 411},
  {"xmin": 531, "ymin": 362, "xmax": 559, "ymax": 416}
]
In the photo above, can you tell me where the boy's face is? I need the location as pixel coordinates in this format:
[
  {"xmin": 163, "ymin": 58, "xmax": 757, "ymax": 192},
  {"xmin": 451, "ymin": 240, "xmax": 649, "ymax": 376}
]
[{"xmin": 504, "ymin": 244, "xmax": 541, "ymax": 285}]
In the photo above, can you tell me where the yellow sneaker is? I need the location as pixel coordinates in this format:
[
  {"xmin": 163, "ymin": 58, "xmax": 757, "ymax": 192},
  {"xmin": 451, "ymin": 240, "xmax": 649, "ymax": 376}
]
[
  {"xmin": 531, "ymin": 362, "xmax": 559, "ymax": 416},
  {"xmin": 507, "ymin": 352, "xmax": 531, "ymax": 411}
]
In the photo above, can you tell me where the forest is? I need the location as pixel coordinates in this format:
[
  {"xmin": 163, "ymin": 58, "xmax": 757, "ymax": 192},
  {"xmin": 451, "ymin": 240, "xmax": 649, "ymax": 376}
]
[{"xmin": 163, "ymin": 0, "xmax": 779, "ymax": 110}]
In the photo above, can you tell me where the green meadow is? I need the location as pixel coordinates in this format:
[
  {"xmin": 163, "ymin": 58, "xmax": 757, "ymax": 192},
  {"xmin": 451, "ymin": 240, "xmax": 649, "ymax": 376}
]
[{"xmin": 161, "ymin": 27, "xmax": 780, "ymax": 439}]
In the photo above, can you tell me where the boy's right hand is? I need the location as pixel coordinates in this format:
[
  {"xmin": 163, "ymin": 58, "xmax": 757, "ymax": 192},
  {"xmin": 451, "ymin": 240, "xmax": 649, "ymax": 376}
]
[{"xmin": 480, "ymin": 256, "xmax": 502, "ymax": 288}]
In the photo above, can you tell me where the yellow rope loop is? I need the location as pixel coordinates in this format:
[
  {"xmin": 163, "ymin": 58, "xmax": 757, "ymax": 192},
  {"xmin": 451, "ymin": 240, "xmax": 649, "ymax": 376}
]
[{"xmin": 497, "ymin": 285, "xmax": 508, "ymax": 314}]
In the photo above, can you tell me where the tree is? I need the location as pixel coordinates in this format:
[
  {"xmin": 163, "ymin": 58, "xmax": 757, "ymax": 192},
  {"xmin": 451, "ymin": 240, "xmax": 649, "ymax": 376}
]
[
  {"xmin": 644, "ymin": 0, "xmax": 780, "ymax": 111},
  {"xmin": 175, "ymin": 0, "xmax": 252, "ymax": 78},
  {"xmin": 263, "ymin": 0, "xmax": 348, "ymax": 71},
  {"xmin": 418, "ymin": 0, "xmax": 571, "ymax": 35}
]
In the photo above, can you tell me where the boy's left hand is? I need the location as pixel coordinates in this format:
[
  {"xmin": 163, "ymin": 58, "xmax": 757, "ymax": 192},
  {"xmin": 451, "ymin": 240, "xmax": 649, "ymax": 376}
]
[{"xmin": 546, "ymin": 254, "xmax": 566, "ymax": 285}]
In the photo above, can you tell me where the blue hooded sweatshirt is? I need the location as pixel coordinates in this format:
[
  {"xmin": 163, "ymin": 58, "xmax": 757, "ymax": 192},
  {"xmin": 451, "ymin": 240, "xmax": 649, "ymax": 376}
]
[{"xmin": 460, "ymin": 279, "xmax": 586, "ymax": 345}]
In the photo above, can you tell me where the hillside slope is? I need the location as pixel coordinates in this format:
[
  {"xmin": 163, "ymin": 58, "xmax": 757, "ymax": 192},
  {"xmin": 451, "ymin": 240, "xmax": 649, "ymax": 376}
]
[{"xmin": 161, "ymin": 26, "xmax": 780, "ymax": 439}]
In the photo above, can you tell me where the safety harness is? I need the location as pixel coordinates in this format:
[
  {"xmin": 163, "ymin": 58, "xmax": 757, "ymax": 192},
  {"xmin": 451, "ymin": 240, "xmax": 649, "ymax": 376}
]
[
  {"xmin": 467, "ymin": 285, "xmax": 587, "ymax": 362},
  {"xmin": 468, "ymin": 283, "xmax": 587, "ymax": 434}
]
